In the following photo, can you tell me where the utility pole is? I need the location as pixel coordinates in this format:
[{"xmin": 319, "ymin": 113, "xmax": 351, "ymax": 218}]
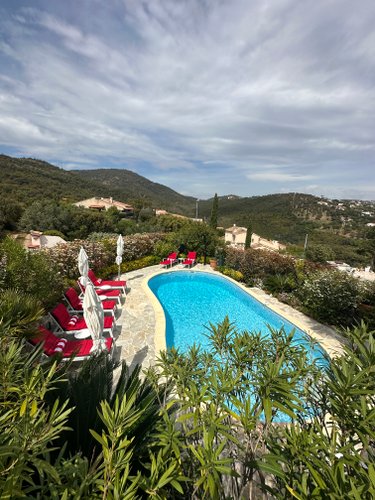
[
  {"xmin": 304, "ymin": 233, "xmax": 309, "ymax": 255},
  {"xmin": 195, "ymin": 199, "xmax": 199, "ymax": 220}
]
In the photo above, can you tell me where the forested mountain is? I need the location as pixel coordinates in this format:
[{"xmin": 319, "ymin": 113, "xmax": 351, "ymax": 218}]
[
  {"xmin": 0, "ymin": 155, "xmax": 104, "ymax": 204},
  {"xmin": 1, "ymin": 154, "xmax": 374, "ymax": 264},
  {"xmin": 74, "ymin": 168, "xmax": 196, "ymax": 215},
  {"xmin": 0, "ymin": 155, "xmax": 195, "ymax": 213}
]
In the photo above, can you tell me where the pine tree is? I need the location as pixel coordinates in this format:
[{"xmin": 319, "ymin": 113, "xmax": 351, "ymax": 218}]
[{"xmin": 210, "ymin": 193, "xmax": 218, "ymax": 229}]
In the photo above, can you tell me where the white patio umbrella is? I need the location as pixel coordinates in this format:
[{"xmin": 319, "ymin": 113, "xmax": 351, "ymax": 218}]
[
  {"xmin": 78, "ymin": 247, "xmax": 89, "ymax": 287},
  {"xmin": 115, "ymin": 234, "xmax": 124, "ymax": 280},
  {"xmin": 83, "ymin": 281, "xmax": 105, "ymax": 352}
]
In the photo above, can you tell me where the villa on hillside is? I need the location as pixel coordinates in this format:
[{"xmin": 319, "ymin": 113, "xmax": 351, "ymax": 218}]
[
  {"xmin": 224, "ymin": 224, "xmax": 286, "ymax": 252},
  {"xmin": 13, "ymin": 231, "xmax": 66, "ymax": 250},
  {"xmin": 155, "ymin": 209, "xmax": 203, "ymax": 222},
  {"xmin": 74, "ymin": 197, "xmax": 134, "ymax": 215}
]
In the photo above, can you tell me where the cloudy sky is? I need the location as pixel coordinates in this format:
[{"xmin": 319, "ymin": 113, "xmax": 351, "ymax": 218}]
[{"xmin": 1, "ymin": 0, "xmax": 374, "ymax": 200}]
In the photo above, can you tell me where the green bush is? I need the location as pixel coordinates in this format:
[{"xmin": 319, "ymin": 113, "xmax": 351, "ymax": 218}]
[
  {"xmin": 43, "ymin": 233, "xmax": 166, "ymax": 279},
  {"xmin": 98, "ymin": 255, "xmax": 160, "ymax": 279},
  {"xmin": 225, "ymin": 247, "xmax": 296, "ymax": 282},
  {"xmin": 220, "ymin": 267, "xmax": 244, "ymax": 282},
  {"xmin": 298, "ymin": 270, "xmax": 361, "ymax": 326},
  {"xmin": 0, "ymin": 237, "xmax": 64, "ymax": 309},
  {"xmin": 263, "ymin": 273, "xmax": 297, "ymax": 295}
]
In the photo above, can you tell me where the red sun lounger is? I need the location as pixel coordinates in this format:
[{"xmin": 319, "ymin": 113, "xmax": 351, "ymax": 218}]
[
  {"xmin": 181, "ymin": 251, "xmax": 197, "ymax": 268},
  {"xmin": 64, "ymin": 287, "xmax": 117, "ymax": 317},
  {"xmin": 50, "ymin": 303, "xmax": 114, "ymax": 337},
  {"xmin": 88, "ymin": 269, "xmax": 126, "ymax": 294},
  {"xmin": 160, "ymin": 252, "xmax": 178, "ymax": 268},
  {"xmin": 31, "ymin": 326, "xmax": 114, "ymax": 361}
]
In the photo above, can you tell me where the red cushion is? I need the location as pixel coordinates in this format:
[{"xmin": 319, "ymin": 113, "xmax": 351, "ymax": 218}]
[
  {"xmin": 32, "ymin": 327, "xmax": 113, "ymax": 358},
  {"xmin": 51, "ymin": 304, "xmax": 113, "ymax": 331},
  {"xmin": 62, "ymin": 337, "xmax": 114, "ymax": 357},
  {"xmin": 102, "ymin": 300, "xmax": 117, "ymax": 310},
  {"xmin": 96, "ymin": 289, "xmax": 121, "ymax": 298},
  {"xmin": 51, "ymin": 303, "xmax": 72, "ymax": 329},
  {"xmin": 98, "ymin": 280, "xmax": 126, "ymax": 287},
  {"xmin": 65, "ymin": 288, "xmax": 82, "ymax": 310}
]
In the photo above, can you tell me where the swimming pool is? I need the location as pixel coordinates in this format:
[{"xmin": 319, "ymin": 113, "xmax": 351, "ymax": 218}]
[{"xmin": 148, "ymin": 270, "xmax": 325, "ymax": 361}]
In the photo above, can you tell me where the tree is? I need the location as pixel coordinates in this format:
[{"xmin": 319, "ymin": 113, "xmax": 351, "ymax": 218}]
[
  {"xmin": 365, "ymin": 227, "xmax": 375, "ymax": 268},
  {"xmin": 245, "ymin": 221, "xmax": 253, "ymax": 249},
  {"xmin": 209, "ymin": 193, "xmax": 219, "ymax": 229},
  {"xmin": 306, "ymin": 244, "xmax": 335, "ymax": 263},
  {"xmin": 176, "ymin": 222, "xmax": 218, "ymax": 264}
]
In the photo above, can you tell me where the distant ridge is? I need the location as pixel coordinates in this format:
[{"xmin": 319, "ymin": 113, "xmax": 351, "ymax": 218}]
[
  {"xmin": 74, "ymin": 168, "xmax": 196, "ymax": 214},
  {"xmin": 0, "ymin": 155, "xmax": 196, "ymax": 214},
  {"xmin": 1, "ymin": 154, "xmax": 374, "ymax": 255}
]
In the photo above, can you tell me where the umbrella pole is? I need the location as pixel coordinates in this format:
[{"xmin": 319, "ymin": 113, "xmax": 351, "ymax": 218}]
[{"xmin": 118, "ymin": 263, "xmax": 121, "ymax": 281}]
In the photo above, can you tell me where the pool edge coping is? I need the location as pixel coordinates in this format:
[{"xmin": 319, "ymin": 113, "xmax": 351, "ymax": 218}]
[{"xmin": 142, "ymin": 266, "xmax": 344, "ymax": 359}]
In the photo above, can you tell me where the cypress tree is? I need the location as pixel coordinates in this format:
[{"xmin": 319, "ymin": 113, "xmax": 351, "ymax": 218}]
[
  {"xmin": 210, "ymin": 193, "xmax": 218, "ymax": 229},
  {"xmin": 245, "ymin": 221, "xmax": 252, "ymax": 249}
]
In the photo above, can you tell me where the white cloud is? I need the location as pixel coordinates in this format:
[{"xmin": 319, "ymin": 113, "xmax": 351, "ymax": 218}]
[
  {"xmin": 247, "ymin": 171, "xmax": 315, "ymax": 182},
  {"xmin": 0, "ymin": 0, "xmax": 374, "ymax": 199}
]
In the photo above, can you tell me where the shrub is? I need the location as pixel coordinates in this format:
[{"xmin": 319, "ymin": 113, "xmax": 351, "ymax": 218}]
[
  {"xmin": 220, "ymin": 267, "xmax": 244, "ymax": 282},
  {"xmin": 0, "ymin": 237, "xmax": 64, "ymax": 308},
  {"xmin": 42, "ymin": 233, "xmax": 166, "ymax": 280},
  {"xmin": 298, "ymin": 270, "xmax": 361, "ymax": 326},
  {"xmin": 98, "ymin": 256, "xmax": 160, "ymax": 278},
  {"xmin": 263, "ymin": 273, "xmax": 297, "ymax": 295},
  {"xmin": 224, "ymin": 247, "xmax": 296, "ymax": 282}
]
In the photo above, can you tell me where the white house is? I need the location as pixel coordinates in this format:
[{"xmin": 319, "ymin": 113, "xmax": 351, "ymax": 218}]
[
  {"xmin": 225, "ymin": 224, "xmax": 286, "ymax": 252},
  {"xmin": 224, "ymin": 225, "xmax": 248, "ymax": 249}
]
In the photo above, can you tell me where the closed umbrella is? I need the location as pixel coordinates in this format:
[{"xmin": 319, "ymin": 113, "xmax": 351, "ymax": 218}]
[
  {"xmin": 78, "ymin": 247, "xmax": 89, "ymax": 287},
  {"xmin": 83, "ymin": 282, "xmax": 105, "ymax": 352},
  {"xmin": 115, "ymin": 234, "xmax": 124, "ymax": 280}
]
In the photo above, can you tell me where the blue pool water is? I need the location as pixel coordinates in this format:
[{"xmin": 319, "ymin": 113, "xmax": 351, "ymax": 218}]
[{"xmin": 148, "ymin": 271, "xmax": 324, "ymax": 361}]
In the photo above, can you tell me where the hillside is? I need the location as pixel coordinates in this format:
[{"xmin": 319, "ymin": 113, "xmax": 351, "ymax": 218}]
[
  {"xmin": 1, "ymin": 154, "xmax": 374, "ymax": 264},
  {"xmin": 74, "ymin": 169, "xmax": 196, "ymax": 214},
  {"xmin": 0, "ymin": 155, "xmax": 195, "ymax": 213},
  {"xmin": 199, "ymin": 192, "xmax": 375, "ymax": 250},
  {"xmin": 0, "ymin": 155, "xmax": 107, "ymax": 204}
]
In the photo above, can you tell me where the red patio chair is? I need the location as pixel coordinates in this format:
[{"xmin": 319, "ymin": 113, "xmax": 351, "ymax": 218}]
[
  {"xmin": 88, "ymin": 269, "xmax": 126, "ymax": 294},
  {"xmin": 30, "ymin": 326, "xmax": 114, "ymax": 361},
  {"xmin": 77, "ymin": 280, "xmax": 122, "ymax": 304},
  {"xmin": 160, "ymin": 252, "xmax": 178, "ymax": 268},
  {"xmin": 64, "ymin": 287, "xmax": 117, "ymax": 317},
  {"xmin": 181, "ymin": 251, "xmax": 197, "ymax": 268},
  {"xmin": 50, "ymin": 303, "xmax": 114, "ymax": 337}
]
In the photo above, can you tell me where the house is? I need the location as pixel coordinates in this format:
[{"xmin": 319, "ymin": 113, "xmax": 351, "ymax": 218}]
[
  {"xmin": 224, "ymin": 224, "xmax": 286, "ymax": 252},
  {"xmin": 224, "ymin": 225, "xmax": 247, "ymax": 249},
  {"xmin": 17, "ymin": 231, "xmax": 67, "ymax": 250},
  {"xmin": 74, "ymin": 197, "xmax": 133, "ymax": 215},
  {"xmin": 155, "ymin": 209, "xmax": 201, "ymax": 221},
  {"xmin": 251, "ymin": 233, "xmax": 286, "ymax": 252}
]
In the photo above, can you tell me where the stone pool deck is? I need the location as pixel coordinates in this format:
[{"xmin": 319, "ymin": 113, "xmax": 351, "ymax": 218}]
[{"xmin": 113, "ymin": 264, "xmax": 344, "ymax": 370}]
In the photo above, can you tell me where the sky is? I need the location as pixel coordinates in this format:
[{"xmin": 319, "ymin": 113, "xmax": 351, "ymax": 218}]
[{"xmin": 0, "ymin": 0, "xmax": 375, "ymax": 201}]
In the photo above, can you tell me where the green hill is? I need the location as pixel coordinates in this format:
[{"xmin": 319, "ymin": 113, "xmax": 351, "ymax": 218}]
[
  {"xmin": 0, "ymin": 155, "xmax": 195, "ymax": 213},
  {"xmin": 74, "ymin": 168, "xmax": 196, "ymax": 215},
  {"xmin": 0, "ymin": 155, "xmax": 106, "ymax": 204},
  {"xmin": 1, "ymin": 154, "xmax": 374, "ymax": 264}
]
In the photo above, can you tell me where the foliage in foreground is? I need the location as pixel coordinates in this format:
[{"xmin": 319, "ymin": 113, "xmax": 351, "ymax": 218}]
[
  {"xmin": 0, "ymin": 236, "xmax": 64, "ymax": 308},
  {"xmin": 1, "ymin": 301, "xmax": 375, "ymax": 498}
]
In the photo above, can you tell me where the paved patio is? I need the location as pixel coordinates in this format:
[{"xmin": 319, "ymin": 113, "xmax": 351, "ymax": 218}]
[{"xmin": 113, "ymin": 264, "xmax": 344, "ymax": 371}]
